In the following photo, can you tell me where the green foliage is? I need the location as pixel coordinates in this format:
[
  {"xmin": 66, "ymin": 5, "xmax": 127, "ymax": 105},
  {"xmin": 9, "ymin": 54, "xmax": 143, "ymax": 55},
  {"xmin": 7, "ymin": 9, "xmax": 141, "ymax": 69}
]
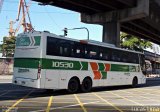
[
  {"xmin": 120, "ymin": 32, "xmax": 152, "ymax": 52},
  {"xmin": 2, "ymin": 36, "xmax": 16, "ymax": 57},
  {"xmin": 0, "ymin": 44, "xmax": 2, "ymax": 53}
]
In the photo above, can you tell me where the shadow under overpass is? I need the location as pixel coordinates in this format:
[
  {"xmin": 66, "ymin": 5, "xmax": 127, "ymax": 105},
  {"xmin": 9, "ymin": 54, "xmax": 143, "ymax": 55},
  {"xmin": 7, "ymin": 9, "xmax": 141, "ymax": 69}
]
[{"xmin": 0, "ymin": 78, "xmax": 159, "ymax": 101}]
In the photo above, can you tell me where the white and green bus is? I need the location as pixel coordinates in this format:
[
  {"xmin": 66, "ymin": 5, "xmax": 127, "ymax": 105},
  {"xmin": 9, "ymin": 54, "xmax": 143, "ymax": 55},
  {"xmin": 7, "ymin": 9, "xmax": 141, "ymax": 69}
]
[{"xmin": 13, "ymin": 31, "xmax": 146, "ymax": 93}]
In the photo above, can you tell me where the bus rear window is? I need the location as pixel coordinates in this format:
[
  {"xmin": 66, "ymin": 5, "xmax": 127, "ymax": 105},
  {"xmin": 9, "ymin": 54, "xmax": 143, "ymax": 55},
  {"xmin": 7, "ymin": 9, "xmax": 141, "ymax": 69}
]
[{"xmin": 16, "ymin": 36, "xmax": 41, "ymax": 46}]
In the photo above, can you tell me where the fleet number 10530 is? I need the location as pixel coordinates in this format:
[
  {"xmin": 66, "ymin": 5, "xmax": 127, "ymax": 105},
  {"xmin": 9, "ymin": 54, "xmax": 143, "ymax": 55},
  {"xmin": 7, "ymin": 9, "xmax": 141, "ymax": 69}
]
[{"xmin": 52, "ymin": 62, "xmax": 74, "ymax": 68}]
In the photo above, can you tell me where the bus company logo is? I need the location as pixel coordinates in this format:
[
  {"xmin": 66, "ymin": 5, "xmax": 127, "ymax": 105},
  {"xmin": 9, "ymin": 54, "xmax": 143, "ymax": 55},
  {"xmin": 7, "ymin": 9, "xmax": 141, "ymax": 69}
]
[
  {"xmin": 18, "ymin": 68, "xmax": 30, "ymax": 73},
  {"xmin": 52, "ymin": 61, "xmax": 74, "ymax": 69}
]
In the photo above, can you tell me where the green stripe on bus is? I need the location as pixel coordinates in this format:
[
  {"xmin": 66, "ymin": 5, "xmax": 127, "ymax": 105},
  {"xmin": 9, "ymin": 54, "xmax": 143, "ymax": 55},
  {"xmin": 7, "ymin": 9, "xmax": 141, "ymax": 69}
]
[
  {"xmin": 14, "ymin": 58, "xmax": 88, "ymax": 70},
  {"xmin": 81, "ymin": 62, "xmax": 88, "ymax": 70},
  {"xmin": 42, "ymin": 59, "xmax": 83, "ymax": 70},
  {"xmin": 98, "ymin": 63, "xmax": 105, "ymax": 71},
  {"xmin": 14, "ymin": 58, "xmax": 139, "ymax": 72},
  {"xmin": 111, "ymin": 64, "xmax": 129, "ymax": 72},
  {"xmin": 14, "ymin": 58, "xmax": 40, "ymax": 68},
  {"xmin": 101, "ymin": 72, "xmax": 107, "ymax": 79}
]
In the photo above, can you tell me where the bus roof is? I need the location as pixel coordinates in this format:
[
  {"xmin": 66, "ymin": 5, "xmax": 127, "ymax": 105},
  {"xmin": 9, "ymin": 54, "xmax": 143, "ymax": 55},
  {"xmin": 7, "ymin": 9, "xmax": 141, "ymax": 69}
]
[{"xmin": 18, "ymin": 31, "xmax": 144, "ymax": 55}]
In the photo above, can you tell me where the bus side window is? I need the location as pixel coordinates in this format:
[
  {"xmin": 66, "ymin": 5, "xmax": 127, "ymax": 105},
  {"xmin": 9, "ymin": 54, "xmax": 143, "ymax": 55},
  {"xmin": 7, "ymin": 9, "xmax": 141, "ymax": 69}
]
[
  {"xmin": 59, "ymin": 40, "xmax": 71, "ymax": 57},
  {"xmin": 99, "ymin": 47, "xmax": 111, "ymax": 61},
  {"xmin": 121, "ymin": 52, "xmax": 128, "ymax": 63},
  {"xmin": 86, "ymin": 45, "xmax": 99, "ymax": 59},
  {"xmin": 127, "ymin": 52, "xmax": 132, "ymax": 63},
  {"xmin": 73, "ymin": 42, "xmax": 85, "ymax": 58},
  {"xmin": 70, "ymin": 42, "xmax": 75, "ymax": 57},
  {"xmin": 132, "ymin": 53, "xmax": 139, "ymax": 64},
  {"xmin": 120, "ymin": 51, "xmax": 139, "ymax": 64},
  {"xmin": 47, "ymin": 37, "xmax": 60, "ymax": 56},
  {"xmin": 111, "ymin": 50, "xmax": 121, "ymax": 62}
]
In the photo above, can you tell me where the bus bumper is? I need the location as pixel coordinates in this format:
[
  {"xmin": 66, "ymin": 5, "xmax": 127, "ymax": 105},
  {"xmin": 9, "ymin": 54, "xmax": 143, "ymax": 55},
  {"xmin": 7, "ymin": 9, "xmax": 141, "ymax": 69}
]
[
  {"xmin": 12, "ymin": 77, "xmax": 40, "ymax": 88},
  {"xmin": 141, "ymin": 77, "xmax": 146, "ymax": 84}
]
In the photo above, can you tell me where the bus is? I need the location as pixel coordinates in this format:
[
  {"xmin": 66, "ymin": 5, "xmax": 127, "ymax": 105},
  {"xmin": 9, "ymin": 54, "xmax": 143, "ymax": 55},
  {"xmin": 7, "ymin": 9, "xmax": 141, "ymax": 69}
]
[{"xmin": 12, "ymin": 31, "xmax": 146, "ymax": 93}]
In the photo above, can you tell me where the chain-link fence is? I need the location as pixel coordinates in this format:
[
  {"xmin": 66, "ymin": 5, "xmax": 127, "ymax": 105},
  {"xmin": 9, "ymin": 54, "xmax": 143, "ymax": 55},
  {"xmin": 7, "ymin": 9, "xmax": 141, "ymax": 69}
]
[{"xmin": 0, "ymin": 57, "xmax": 13, "ymax": 75}]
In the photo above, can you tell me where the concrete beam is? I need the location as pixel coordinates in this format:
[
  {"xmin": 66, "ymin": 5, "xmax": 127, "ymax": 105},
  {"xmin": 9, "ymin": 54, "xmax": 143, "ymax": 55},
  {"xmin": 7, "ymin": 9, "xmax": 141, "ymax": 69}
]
[
  {"xmin": 116, "ymin": 0, "xmax": 136, "ymax": 7},
  {"xmin": 154, "ymin": 0, "xmax": 160, "ymax": 6},
  {"xmin": 102, "ymin": 22, "xmax": 120, "ymax": 47},
  {"xmin": 81, "ymin": 0, "xmax": 149, "ymax": 23},
  {"xmin": 121, "ymin": 23, "xmax": 160, "ymax": 44}
]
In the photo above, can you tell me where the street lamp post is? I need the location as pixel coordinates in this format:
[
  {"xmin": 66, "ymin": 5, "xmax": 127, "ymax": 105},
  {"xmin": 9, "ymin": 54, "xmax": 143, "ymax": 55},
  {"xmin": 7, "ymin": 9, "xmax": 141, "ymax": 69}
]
[{"xmin": 63, "ymin": 27, "xmax": 89, "ymax": 40}]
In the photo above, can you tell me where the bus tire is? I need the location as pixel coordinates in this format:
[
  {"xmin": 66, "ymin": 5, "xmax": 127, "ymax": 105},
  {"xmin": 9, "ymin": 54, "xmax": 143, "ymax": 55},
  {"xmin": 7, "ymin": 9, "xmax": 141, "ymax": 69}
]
[
  {"xmin": 81, "ymin": 77, "xmax": 92, "ymax": 92},
  {"xmin": 68, "ymin": 77, "xmax": 79, "ymax": 93},
  {"xmin": 132, "ymin": 77, "xmax": 138, "ymax": 88}
]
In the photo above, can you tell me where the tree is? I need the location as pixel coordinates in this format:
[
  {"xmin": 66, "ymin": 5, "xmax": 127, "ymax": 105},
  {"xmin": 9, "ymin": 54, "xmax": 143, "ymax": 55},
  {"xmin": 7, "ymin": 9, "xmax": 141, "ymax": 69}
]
[
  {"xmin": 120, "ymin": 32, "xmax": 152, "ymax": 52},
  {"xmin": 2, "ymin": 36, "xmax": 16, "ymax": 57},
  {"xmin": 0, "ymin": 44, "xmax": 2, "ymax": 56}
]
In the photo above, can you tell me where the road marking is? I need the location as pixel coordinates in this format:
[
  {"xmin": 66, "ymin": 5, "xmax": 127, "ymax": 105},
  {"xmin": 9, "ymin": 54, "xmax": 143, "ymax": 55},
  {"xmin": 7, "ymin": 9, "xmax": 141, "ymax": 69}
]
[
  {"xmin": 132, "ymin": 89, "xmax": 160, "ymax": 97},
  {"xmin": 121, "ymin": 90, "xmax": 160, "ymax": 102},
  {"xmin": 109, "ymin": 91, "xmax": 143, "ymax": 106},
  {"xmin": 53, "ymin": 97, "xmax": 75, "ymax": 99},
  {"xmin": 30, "ymin": 101, "xmax": 100, "ymax": 112},
  {"xmin": 74, "ymin": 94, "xmax": 87, "ymax": 112},
  {"xmin": 131, "ymin": 89, "xmax": 160, "ymax": 104},
  {"xmin": 53, "ymin": 101, "xmax": 78, "ymax": 103},
  {"xmin": 46, "ymin": 96, "xmax": 53, "ymax": 112},
  {"xmin": 93, "ymin": 93, "xmax": 123, "ymax": 112},
  {"xmin": 55, "ymin": 97, "xmax": 98, "ymax": 101},
  {"xmin": 134, "ymin": 88, "xmax": 160, "ymax": 94},
  {"xmin": 22, "ymin": 100, "xmax": 48, "ymax": 104},
  {"xmin": 5, "ymin": 90, "xmax": 34, "ymax": 112}
]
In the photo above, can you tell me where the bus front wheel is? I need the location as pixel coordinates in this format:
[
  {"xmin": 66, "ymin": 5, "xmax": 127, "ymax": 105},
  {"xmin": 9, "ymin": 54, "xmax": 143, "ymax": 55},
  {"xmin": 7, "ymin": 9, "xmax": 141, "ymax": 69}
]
[
  {"xmin": 68, "ymin": 78, "xmax": 79, "ymax": 93},
  {"xmin": 81, "ymin": 77, "xmax": 92, "ymax": 92},
  {"xmin": 132, "ymin": 77, "xmax": 138, "ymax": 88}
]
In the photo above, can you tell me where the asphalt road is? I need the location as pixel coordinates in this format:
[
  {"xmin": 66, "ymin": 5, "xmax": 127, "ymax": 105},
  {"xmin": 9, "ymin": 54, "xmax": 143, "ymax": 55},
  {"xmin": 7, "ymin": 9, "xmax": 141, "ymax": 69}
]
[{"xmin": 0, "ymin": 78, "xmax": 160, "ymax": 112}]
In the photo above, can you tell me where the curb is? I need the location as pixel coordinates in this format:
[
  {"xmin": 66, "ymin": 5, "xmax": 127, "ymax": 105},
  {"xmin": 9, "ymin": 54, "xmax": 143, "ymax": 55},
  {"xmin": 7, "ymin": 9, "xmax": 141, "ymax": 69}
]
[{"xmin": 0, "ymin": 75, "xmax": 13, "ymax": 80}]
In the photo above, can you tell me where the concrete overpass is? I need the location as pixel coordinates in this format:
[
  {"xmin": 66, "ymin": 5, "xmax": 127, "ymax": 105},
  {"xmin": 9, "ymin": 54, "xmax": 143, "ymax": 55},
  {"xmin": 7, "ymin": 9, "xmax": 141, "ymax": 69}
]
[{"xmin": 32, "ymin": 0, "xmax": 160, "ymax": 47}]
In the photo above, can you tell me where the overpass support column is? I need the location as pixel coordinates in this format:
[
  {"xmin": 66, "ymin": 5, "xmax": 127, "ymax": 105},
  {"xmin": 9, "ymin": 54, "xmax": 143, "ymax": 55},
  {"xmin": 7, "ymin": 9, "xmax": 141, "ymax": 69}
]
[
  {"xmin": 103, "ymin": 21, "xmax": 120, "ymax": 47},
  {"xmin": 81, "ymin": 0, "xmax": 149, "ymax": 47}
]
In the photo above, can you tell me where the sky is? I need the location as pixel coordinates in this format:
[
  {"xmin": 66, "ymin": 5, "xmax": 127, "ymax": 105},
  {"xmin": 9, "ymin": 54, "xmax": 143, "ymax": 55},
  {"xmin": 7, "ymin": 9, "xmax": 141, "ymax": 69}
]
[
  {"xmin": 1, "ymin": 0, "xmax": 160, "ymax": 54},
  {"xmin": 0, "ymin": 0, "xmax": 103, "ymax": 44}
]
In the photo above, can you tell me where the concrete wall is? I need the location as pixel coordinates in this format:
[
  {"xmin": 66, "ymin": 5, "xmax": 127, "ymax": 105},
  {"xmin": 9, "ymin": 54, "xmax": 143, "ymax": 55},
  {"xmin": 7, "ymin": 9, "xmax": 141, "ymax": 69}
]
[{"xmin": 0, "ymin": 58, "xmax": 13, "ymax": 75}]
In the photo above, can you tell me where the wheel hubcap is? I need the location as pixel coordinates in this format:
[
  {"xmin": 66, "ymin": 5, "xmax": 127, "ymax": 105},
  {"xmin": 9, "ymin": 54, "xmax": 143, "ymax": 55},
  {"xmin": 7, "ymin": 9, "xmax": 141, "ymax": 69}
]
[{"xmin": 70, "ymin": 81, "xmax": 77, "ymax": 91}]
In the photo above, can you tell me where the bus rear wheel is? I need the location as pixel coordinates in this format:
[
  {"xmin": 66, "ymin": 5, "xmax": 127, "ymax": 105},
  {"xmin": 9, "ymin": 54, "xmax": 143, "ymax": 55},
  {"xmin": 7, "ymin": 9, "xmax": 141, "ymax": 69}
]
[
  {"xmin": 132, "ymin": 77, "xmax": 138, "ymax": 88},
  {"xmin": 68, "ymin": 78, "xmax": 79, "ymax": 93},
  {"xmin": 81, "ymin": 78, "xmax": 92, "ymax": 92}
]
